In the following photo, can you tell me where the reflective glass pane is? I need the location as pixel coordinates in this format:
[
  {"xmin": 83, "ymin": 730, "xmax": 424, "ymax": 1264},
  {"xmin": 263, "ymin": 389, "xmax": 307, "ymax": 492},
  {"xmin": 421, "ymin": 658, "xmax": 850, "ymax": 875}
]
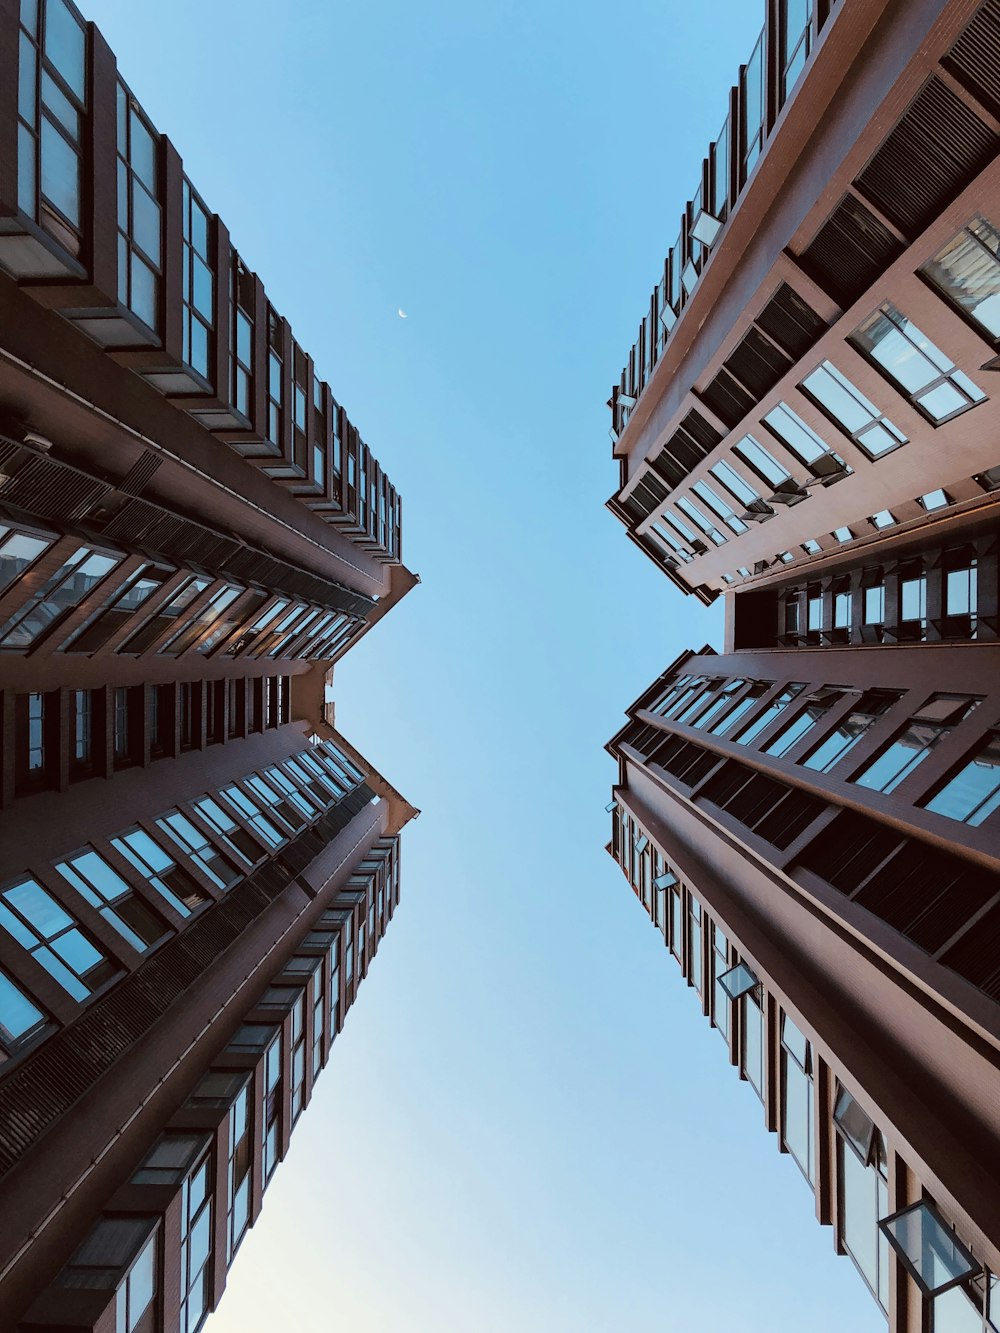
[{"xmin": 44, "ymin": 0, "xmax": 85, "ymax": 100}]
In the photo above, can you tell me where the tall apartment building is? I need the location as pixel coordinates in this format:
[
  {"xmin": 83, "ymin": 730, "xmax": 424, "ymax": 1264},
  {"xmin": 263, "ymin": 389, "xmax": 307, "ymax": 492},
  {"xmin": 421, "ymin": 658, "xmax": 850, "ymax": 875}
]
[
  {"xmin": 606, "ymin": 1, "xmax": 1000, "ymax": 1329},
  {"xmin": 0, "ymin": 1, "xmax": 418, "ymax": 1329}
]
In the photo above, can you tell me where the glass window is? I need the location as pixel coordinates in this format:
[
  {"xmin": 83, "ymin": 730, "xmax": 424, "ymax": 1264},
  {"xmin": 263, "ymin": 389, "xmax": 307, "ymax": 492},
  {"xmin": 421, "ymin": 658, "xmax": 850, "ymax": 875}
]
[
  {"xmin": 925, "ymin": 731, "xmax": 1000, "ymax": 827},
  {"xmin": 853, "ymin": 719, "xmax": 954, "ymax": 789},
  {"xmin": 60, "ymin": 1218, "xmax": 158, "ymax": 1331},
  {"xmin": 689, "ymin": 896, "xmax": 703, "ymax": 992},
  {"xmin": 923, "ymin": 216, "xmax": 1000, "ymax": 339},
  {"xmin": 781, "ymin": 0, "xmax": 813, "ymax": 99},
  {"xmin": 192, "ymin": 796, "xmax": 264, "ymax": 864},
  {"xmin": 221, "ymin": 785, "xmax": 284, "ymax": 847},
  {"xmin": 733, "ymin": 435, "xmax": 791, "ymax": 487},
  {"xmin": 902, "ymin": 573, "xmax": 927, "ymax": 626},
  {"xmin": 946, "ymin": 562, "xmax": 978, "ymax": 618},
  {"xmin": 56, "ymin": 850, "xmax": 166, "ymax": 952},
  {"xmin": 864, "ymin": 584, "xmax": 885, "ymax": 625},
  {"xmin": 0, "ymin": 965, "xmax": 46, "ymax": 1051},
  {"xmin": 160, "ymin": 583, "xmax": 242, "ymax": 657},
  {"xmin": 676, "ymin": 495, "xmax": 726, "ymax": 545},
  {"xmin": 111, "ymin": 828, "xmax": 209, "ymax": 917},
  {"xmin": 0, "ymin": 525, "xmax": 52, "ymax": 594},
  {"xmin": 801, "ymin": 360, "xmax": 907, "ymax": 456},
  {"xmin": 763, "ymin": 692, "xmax": 839, "ymax": 758},
  {"xmin": 227, "ymin": 1080, "xmax": 252, "ymax": 1258},
  {"xmin": 764, "ymin": 401, "xmax": 853, "ymax": 475},
  {"xmin": 741, "ymin": 988, "xmax": 764, "ymax": 1099},
  {"xmin": 157, "ymin": 810, "xmax": 241, "ymax": 890},
  {"xmin": 17, "ymin": 0, "xmax": 87, "ymax": 246},
  {"xmin": 733, "ymin": 684, "xmax": 805, "ymax": 746},
  {"xmin": 182, "ymin": 178, "xmax": 214, "ymax": 379},
  {"xmin": 117, "ymin": 84, "xmax": 162, "ymax": 330},
  {"xmin": 0, "ymin": 547, "xmax": 120, "ymax": 650},
  {"xmin": 692, "ymin": 480, "xmax": 748, "ymax": 534},
  {"xmin": 262, "ymin": 1030, "xmax": 282, "ymax": 1183},
  {"xmin": 709, "ymin": 683, "xmax": 767, "ymax": 736},
  {"xmin": 742, "ymin": 31, "xmax": 764, "ymax": 178},
  {"xmin": 118, "ymin": 575, "xmax": 211, "ymax": 655},
  {"xmin": 711, "ymin": 924, "xmax": 730, "ymax": 1039},
  {"xmin": 0, "ymin": 877, "xmax": 114, "ymax": 1000},
  {"xmin": 836, "ymin": 1091, "xmax": 889, "ymax": 1311},
  {"xmin": 853, "ymin": 304, "xmax": 986, "ymax": 422},
  {"xmin": 781, "ymin": 1014, "xmax": 814, "ymax": 1183},
  {"xmin": 179, "ymin": 1140, "xmax": 213, "ymax": 1333},
  {"xmin": 690, "ymin": 680, "xmax": 747, "ymax": 731}
]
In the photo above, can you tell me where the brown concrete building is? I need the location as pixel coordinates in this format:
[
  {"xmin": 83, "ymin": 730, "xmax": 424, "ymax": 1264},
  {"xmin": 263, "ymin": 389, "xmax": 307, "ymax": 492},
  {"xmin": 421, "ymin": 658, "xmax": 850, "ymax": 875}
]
[
  {"xmin": 0, "ymin": 1, "xmax": 419, "ymax": 1329},
  {"xmin": 606, "ymin": 0, "xmax": 1000, "ymax": 1329}
]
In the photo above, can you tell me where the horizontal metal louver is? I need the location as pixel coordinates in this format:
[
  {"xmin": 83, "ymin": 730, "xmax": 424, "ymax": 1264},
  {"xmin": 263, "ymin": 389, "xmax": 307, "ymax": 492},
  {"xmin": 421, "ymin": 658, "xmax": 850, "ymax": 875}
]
[
  {"xmin": 698, "ymin": 760, "xmax": 823, "ymax": 849},
  {"xmin": 798, "ymin": 194, "xmax": 904, "ymax": 307},
  {"xmin": 943, "ymin": 0, "xmax": 1000, "ymax": 122},
  {"xmin": 755, "ymin": 284, "xmax": 828, "ymax": 359},
  {"xmin": 652, "ymin": 410, "xmax": 724, "ymax": 488},
  {"xmin": 855, "ymin": 76, "xmax": 999, "ymax": 237},
  {"xmin": 941, "ymin": 901, "xmax": 1000, "ymax": 999},
  {"xmin": 0, "ymin": 457, "xmax": 109, "ymax": 522},
  {"xmin": 117, "ymin": 452, "xmax": 162, "ymax": 497},
  {"xmin": 853, "ymin": 841, "xmax": 996, "ymax": 952}
]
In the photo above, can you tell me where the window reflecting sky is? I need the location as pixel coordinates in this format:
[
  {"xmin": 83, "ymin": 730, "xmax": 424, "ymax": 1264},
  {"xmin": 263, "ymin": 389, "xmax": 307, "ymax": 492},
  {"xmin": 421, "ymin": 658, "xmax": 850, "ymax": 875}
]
[{"xmin": 84, "ymin": 2, "xmax": 881, "ymax": 1330}]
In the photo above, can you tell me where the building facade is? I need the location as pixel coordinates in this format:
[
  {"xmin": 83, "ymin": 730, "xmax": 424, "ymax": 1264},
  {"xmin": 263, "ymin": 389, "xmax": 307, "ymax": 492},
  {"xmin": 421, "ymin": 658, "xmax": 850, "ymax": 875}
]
[
  {"xmin": 0, "ymin": 1, "xmax": 418, "ymax": 1329},
  {"xmin": 606, "ymin": 0, "xmax": 1000, "ymax": 1329}
]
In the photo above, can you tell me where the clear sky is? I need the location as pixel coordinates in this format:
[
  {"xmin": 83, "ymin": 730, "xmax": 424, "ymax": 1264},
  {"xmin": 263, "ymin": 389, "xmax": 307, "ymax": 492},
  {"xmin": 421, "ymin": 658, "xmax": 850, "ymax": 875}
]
[{"xmin": 83, "ymin": 2, "xmax": 882, "ymax": 1329}]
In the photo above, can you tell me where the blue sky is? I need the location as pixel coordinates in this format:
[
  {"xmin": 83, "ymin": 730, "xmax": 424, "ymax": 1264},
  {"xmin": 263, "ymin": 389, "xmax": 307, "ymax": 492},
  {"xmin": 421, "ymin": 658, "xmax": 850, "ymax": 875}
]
[{"xmin": 84, "ymin": 2, "xmax": 882, "ymax": 1328}]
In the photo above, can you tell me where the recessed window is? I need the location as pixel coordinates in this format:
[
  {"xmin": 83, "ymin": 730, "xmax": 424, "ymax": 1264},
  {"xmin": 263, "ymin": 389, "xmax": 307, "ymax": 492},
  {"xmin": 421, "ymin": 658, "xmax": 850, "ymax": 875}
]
[
  {"xmin": 852, "ymin": 696, "xmax": 977, "ymax": 794},
  {"xmin": 733, "ymin": 684, "xmax": 805, "ymax": 746},
  {"xmin": 863, "ymin": 585, "xmax": 885, "ymax": 625},
  {"xmin": 922, "ymin": 216, "xmax": 1000, "ymax": 341},
  {"xmin": 0, "ymin": 547, "xmax": 121, "ymax": 650},
  {"xmin": 0, "ymin": 524, "xmax": 52, "ymax": 595},
  {"xmin": 781, "ymin": 0, "xmax": 814, "ymax": 99},
  {"xmin": 111, "ymin": 827, "xmax": 209, "ymax": 917},
  {"xmin": 709, "ymin": 684, "xmax": 767, "ymax": 737},
  {"xmin": 117, "ymin": 84, "xmax": 162, "ymax": 331},
  {"xmin": 924, "ymin": 731, "xmax": 1000, "ymax": 827},
  {"xmin": 835, "ymin": 1088, "xmax": 889, "ymax": 1311},
  {"xmin": 676, "ymin": 495, "xmax": 726, "ymax": 546},
  {"xmin": 181, "ymin": 178, "xmax": 214, "ymax": 378},
  {"xmin": 781, "ymin": 1013, "xmax": 815, "ymax": 1184},
  {"xmin": 733, "ymin": 435, "xmax": 792, "ymax": 488},
  {"xmin": 763, "ymin": 689, "xmax": 840, "ymax": 759},
  {"xmin": 801, "ymin": 360, "xmax": 906, "ymax": 457},
  {"xmin": 0, "ymin": 966, "xmax": 46, "ymax": 1053},
  {"xmin": 920, "ymin": 489, "xmax": 949, "ymax": 511},
  {"xmin": 833, "ymin": 526, "xmax": 853, "ymax": 543},
  {"xmin": 711, "ymin": 924, "xmax": 730, "ymax": 1040},
  {"xmin": 802, "ymin": 539, "xmax": 821, "ymax": 554},
  {"xmin": 0, "ymin": 877, "xmax": 114, "ymax": 1000},
  {"xmin": 56, "ymin": 850, "xmax": 166, "ymax": 952},
  {"xmin": 692, "ymin": 480, "xmax": 747, "ymax": 534},
  {"xmin": 870, "ymin": 510, "xmax": 894, "ymax": 530},
  {"xmin": 741, "ymin": 987, "xmax": 764, "ymax": 1100},
  {"xmin": 802, "ymin": 690, "xmax": 899, "ymax": 774},
  {"xmin": 852, "ymin": 304, "xmax": 985, "ymax": 423},
  {"xmin": 764, "ymin": 401, "xmax": 851, "ymax": 476}
]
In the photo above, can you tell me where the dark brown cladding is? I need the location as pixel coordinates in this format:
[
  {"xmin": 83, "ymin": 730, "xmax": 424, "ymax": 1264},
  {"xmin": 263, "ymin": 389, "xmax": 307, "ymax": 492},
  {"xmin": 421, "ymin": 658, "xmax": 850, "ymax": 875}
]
[
  {"xmin": 606, "ymin": 0, "xmax": 1000, "ymax": 605},
  {"xmin": 604, "ymin": 5, "xmax": 1000, "ymax": 1326},
  {"xmin": 0, "ymin": 0, "xmax": 405, "ymax": 570},
  {"xmin": 0, "ymin": 2, "xmax": 420, "ymax": 1328}
]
